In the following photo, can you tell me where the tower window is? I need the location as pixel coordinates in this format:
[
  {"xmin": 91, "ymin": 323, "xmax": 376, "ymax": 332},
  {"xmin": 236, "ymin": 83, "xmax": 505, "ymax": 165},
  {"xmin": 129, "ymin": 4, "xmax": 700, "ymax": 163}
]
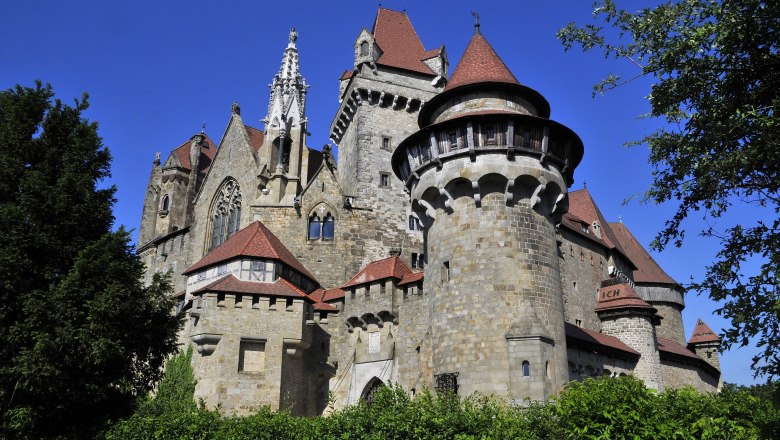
[
  {"xmin": 379, "ymin": 173, "xmax": 390, "ymax": 188},
  {"xmin": 381, "ymin": 137, "xmax": 391, "ymax": 151},
  {"xmin": 160, "ymin": 194, "xmax": 170, "ymax": 212},
  {"xmin": 449, "ymin": 131, "xmax": 458, "ymax": 149},
  {"xmin": 522, "ymin": 361, "xmax": 531, "ymax": 377},
  {"xmin": 411, "ymin": 252, "xmax": 418, "ymax": 269},
  {"xmin": 360, "ymin": 41, "xmax": 369, "ymax": 56},
  {"xmin": 442, "ymin": 261, "xmax": 450, "ymax": 282},
  {"xmin": 323, "ymin": 212, "xmax": 335, "ymax": 240}
]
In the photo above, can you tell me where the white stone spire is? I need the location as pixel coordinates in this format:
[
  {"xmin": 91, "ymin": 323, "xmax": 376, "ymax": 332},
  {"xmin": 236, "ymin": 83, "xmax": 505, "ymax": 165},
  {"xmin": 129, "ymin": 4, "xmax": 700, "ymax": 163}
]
[{"xmin": 264, "ymin": 27, "xmax": 308, "ymax": 129}]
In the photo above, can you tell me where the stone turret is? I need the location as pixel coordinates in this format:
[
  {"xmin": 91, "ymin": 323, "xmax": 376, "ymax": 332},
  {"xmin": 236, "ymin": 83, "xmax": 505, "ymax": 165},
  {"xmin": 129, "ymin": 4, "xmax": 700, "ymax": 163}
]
[
  {"xmin": 391, "ymin": 23, "xmax": 583, "ymax": 400},
  {"xmin": 138, "ymin": 152, "xmax": 162, "ymax": 245},
  {"xmin": 687, "ymin": 319, "xmax": 721, "ymax": 371},
  {"xmin": 595, "ymin": 278, "xmax": 662, "ymax": 389},
  {"xmin": 258, "ymin": 28, "xmax": 311, "ymax": 205}
]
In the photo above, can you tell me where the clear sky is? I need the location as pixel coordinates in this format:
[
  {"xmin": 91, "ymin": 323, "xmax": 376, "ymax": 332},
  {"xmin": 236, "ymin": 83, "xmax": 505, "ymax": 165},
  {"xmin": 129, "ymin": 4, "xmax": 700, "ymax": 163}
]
[{"xmin": 0, "ymin": 0, "xmax": 764, "ymax": 385}]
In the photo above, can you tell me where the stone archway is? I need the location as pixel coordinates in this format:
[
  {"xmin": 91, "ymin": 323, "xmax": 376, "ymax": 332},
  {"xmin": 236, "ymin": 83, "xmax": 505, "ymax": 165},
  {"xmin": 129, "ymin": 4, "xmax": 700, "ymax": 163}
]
[{"xmin": 359, "ymin": 376, "xmax": 385, "ymax": 405}]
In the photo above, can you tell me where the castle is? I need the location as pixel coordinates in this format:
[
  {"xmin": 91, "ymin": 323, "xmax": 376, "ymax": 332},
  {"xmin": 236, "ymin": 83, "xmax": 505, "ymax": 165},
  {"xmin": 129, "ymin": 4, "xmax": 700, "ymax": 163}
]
[{"xmin": 138, "ymin": 8, "xmax": 722, "ymax": 415}]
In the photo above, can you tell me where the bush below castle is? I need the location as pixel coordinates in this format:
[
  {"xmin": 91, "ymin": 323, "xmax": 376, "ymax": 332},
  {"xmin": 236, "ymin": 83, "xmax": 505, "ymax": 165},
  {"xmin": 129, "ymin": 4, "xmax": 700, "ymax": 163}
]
[{"xmin": 108, "ymin": 355, "xmax": 779, "ymax": 440}]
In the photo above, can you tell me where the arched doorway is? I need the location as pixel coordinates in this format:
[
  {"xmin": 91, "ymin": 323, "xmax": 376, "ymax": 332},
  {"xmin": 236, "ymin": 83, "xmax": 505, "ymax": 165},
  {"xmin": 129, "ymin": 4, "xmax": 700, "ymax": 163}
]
[{"xmin": 360, "ymin": 377, "xmax": 385, "ymax": 405}]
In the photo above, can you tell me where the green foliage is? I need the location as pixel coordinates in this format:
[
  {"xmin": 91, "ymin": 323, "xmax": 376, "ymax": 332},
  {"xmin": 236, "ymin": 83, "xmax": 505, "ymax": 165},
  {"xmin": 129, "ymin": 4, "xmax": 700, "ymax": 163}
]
[
  {"xmin": 140, "ymin": 345, "xmax": 198, "ymax": 416},
  {"xmin": 558, "ymin": 0, "xmax": 780, "ymax": 378},
  {"xmin": 0, "ymin": 82, "xmax": 181, "ymax": 438},
  {"xmin": 108, "ymin": 377, "xmax": 780, "ymax": 439}
]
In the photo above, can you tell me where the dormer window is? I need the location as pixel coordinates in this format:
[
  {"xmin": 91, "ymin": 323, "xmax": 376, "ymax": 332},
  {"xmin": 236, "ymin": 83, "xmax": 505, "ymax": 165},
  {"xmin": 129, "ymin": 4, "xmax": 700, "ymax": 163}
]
[
  {"xmin": 360, "ymin": 41, "xmax": 369, "ymax": 56},
  {"xmin": 581, "ymin": 223, "xmax": 589, "ymax": 234}
]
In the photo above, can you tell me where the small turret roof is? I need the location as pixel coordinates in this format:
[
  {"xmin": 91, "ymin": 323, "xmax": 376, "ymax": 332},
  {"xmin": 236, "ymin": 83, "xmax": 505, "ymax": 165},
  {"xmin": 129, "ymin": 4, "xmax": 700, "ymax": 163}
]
[
  {"xmin": 343, "ymin": 256, "xmax": 412, "ymax": 288},
  {"xmin": 183, "ymin": 221, "xmax": 316, "ymax": 281},
  {"xmin": 595, "ymin": 280, "xmax": 656, "ymax": 314},
  {"xmin": 170, "ymin": 134, "xmax": 217, "ymax": 174},
  {"xmin": 443, "ymin": 30, "xmax": 518, "ymax": 92},
  {"xmin": 688, "ymin": 319, "xmax": 720, "ymax": 345}
]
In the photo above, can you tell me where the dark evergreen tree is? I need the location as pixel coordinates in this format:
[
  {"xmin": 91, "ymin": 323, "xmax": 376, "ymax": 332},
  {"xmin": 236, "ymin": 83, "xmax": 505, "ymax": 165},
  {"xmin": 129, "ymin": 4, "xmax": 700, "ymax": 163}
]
[{"xmin": 0, "ymin": 82, "xmax": 181, "ymax": 438}]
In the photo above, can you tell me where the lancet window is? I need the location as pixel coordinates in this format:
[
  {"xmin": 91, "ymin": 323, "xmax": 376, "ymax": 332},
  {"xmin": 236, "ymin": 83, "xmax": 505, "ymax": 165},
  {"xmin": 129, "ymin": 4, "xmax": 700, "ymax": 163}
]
[
  {"xmin": 210, "ymin": 179, "xmax": 242, "ymax": 250},
  {"xmin": 308, "ymin": 210, "xmax": 335, "ymax": 241}
]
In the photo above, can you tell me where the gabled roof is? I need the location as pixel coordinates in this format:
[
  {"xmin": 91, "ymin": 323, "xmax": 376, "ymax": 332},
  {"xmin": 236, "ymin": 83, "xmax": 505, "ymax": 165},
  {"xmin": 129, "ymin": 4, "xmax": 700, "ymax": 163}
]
[
  {"xmin": 307, "ymin": 148, "xmax": 324, "ymax": 182},
  {"xmin": 564, "ymin": 322, "xmax": 640, "ymax": 361},
  {"xmin": 688, "ymin": 319, "xmax": 720, "ymax": 345},
  {"xmin": 397, "ymin": 271, "xmax": 424, "ymax": 286},
  {"xmin": 595, "ymin": 281, "xmax": 656, "ymax": 314},
  {"xmin": 183, "ymin": 221, "xmax": 316, "ymax": 281},
  {"xmin": 565, "ymin": 189, "xmax": 636, "ymax": 270},
  {"xmin": 194, "ymin": 274, "xmax": 312, "ymax": 301},
  {"xmin": 443, "ymin": 30, "xmax": 519, "ymax": 92},
  {"xmin": 343, "ymin": 256, "xmax": 412, "ymax": 288},
  {"xmin": 609, "ymin": 222, "xmax": 679, "ymax": 287},
  {"xmin": 372, "ymin": 8, "xmax": 436, "ymax": 76},
  {"xmin": 171, "ymin": 134, "xmax": 218, "ymax": 174},
  {"xmin": 244, "ymin": 124, "xmax": 265, "ymax": 152}
]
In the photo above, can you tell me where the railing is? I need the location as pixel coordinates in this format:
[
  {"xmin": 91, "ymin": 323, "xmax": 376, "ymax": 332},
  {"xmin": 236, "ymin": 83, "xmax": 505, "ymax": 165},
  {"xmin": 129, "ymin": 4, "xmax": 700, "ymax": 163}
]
[{"xmin": 397, "ymin": 119, "xmax": 572, "ymax": 182}]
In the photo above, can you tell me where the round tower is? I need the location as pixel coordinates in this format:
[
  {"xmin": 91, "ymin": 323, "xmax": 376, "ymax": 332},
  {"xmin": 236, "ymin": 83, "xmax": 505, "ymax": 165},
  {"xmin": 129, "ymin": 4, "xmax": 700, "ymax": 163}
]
[{"xmin": 391, "ymin": 25, "xmax": 583, "ymax": 401}]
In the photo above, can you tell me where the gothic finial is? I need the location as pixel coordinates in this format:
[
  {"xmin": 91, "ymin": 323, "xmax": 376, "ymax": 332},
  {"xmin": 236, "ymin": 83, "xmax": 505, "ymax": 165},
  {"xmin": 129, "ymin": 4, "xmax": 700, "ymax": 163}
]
[
  {"xmin": 471, "ymin": 11, "xmax": 480, "ymax": 34},
  {"xmin": 154, "ymin": 151, "xmax": 161, "ymax": 165},
  {"xmin": 289, "ymin": 27, "xmax": 298, "ymax": 45},
  {"xmin": 232, "ymin": 101, "xmax": 241, "ymax": 115},
  {"xmin": 583, "ymin": 180, "xmax": 587, "ymax": 189},
  {"xmin": 618, "ymin": 214, "xmax": 623, "ymax": 223}
]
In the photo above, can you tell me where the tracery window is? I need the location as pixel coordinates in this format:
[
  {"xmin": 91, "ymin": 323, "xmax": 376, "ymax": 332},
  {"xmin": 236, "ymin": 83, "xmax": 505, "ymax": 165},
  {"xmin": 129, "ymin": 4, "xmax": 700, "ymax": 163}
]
[
  {"xmin": 210, "ymin": 179, "xmax": 242, "ymax": 250},
  {"xmin": 308, "ymin": 213, "xmax": 322, "ymax": 240}
]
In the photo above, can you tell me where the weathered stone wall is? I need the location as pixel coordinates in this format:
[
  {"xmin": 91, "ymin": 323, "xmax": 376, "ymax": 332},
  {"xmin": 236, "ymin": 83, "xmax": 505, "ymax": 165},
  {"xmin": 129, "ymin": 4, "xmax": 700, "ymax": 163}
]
[
  {"xmin": 558, "ymin": 229, "xmax": 610, "ymax": 331},
  {"xmin": 188, "ymin": 292, "xmax": 315, "ymax": 415},
  {"xmin": 635, "ymin": 284, "xmax": 686, "ymax": 345},
  {"xmin": 566, "ymin": 348, "xmax": 636, "ymax": 380},
  {"xmin": 660, "ymin": 359, "xmax": 719, "ymax": 392},
  {"xmin": 600, "ymin": 315, "xmax": 662, "ymax": 390}
]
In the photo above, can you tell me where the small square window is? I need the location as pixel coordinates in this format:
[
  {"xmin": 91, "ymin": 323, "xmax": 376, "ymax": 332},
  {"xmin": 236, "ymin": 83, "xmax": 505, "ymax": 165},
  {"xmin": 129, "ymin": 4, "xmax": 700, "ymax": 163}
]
[
  {"xmin": 381, "ymin": 137, "xmax": 391, "ymax": 151},
  {"xmin": 238, "ymin": 339, "xmax": 266, "ymax": 373},
  {"xmin": 379, "ymin": 173, "xmax": 390, "ymax": 188}
]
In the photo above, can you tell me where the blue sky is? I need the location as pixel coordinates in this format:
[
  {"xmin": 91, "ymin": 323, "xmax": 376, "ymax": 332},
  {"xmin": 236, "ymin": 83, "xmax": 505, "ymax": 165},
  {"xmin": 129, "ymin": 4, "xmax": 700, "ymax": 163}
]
[{"xmin": 0, "ymin": 0, "xmax": 764, "ymax": 385}]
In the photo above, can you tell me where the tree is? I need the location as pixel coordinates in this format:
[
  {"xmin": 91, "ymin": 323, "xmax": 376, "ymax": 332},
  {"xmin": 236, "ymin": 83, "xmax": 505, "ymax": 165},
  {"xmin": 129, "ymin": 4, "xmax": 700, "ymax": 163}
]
[
  {"xmin": 0, "ymin": 82, "xmax": 181, "ymax": 438},
  {"xmin": 558, "ymin": 0, "xmax": 780, "ymax": 378},
  {"xmin": 140, "ymin": 344, "xmax": 197, "ymax": 416}
]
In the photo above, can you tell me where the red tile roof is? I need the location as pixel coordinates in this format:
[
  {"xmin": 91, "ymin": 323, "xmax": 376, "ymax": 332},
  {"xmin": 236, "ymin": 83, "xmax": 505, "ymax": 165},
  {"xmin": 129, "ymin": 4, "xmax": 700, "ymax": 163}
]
[
  {"xmin": 183, "ymin": 221, "xmax": 316, "ymax": 281},
  {"xmin": 244, "ymin": 124, "xmax": 265, "ymax": 152},
  {"xmin": 339, "ymin": 70, "xmax": 355, "ymax": 80},
  {"xmin": 565, "ymin": 189, "xmax": 635, "ymax": 269},
  {"xmin": 421, "ymin": 47, "xmax": 442, "ymax": 60},
  {"xmin": 688, "ymin": 319, "xmax": 720, "ymax": 345},
  {"xmin": 564, "ymin": 322, "xmax": 640, "ymax": 360},
  {"xmin": 444, "ymin": 31, "xmax": 519, "ymax": 92},
  {"xmin": 322, "ymin": 287, "xmax": 346, "ymax": 302},
  {"xmin": 657, "ymin": 337, "xmax": 701, "ymax": 361},
  {"xmin": 194, "ymin": 274, "xmax": 312, "ymax": 301},
  {"xmin": 397, "ymin": 271, "xmax": 424, "ymax": 286},
  {"xmin": 307, "ymin": 148, "xmax": 324, "ymax": 182},
  {"xmin": 307, "ymin": 288, "xmax": 342, "ymax": 312},
  {"xmin": 609, "ymin": 222, "xmax": 679, "ymax": 286},
  {"xmin": 372, "ymin": 8, "xmax": 436, "ymax": 76},
  {"xmin": 343, "ymin": 256, "xmax": 413, "ymax": 288},
  {"xmin": 171, "ymin": 134, "xmax": 217, "ymax": 174},
  {"xmin": 595, "ymin": 281, "xmax": 656, "ymax": 313}
]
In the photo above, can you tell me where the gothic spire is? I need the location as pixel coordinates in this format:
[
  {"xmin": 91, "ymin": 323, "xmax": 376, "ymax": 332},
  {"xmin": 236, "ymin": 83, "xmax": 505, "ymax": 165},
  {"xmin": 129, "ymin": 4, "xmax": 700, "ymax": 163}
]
[{"xmin": 264, "ymin": 27, "xmax": 309, "ymax": 129}]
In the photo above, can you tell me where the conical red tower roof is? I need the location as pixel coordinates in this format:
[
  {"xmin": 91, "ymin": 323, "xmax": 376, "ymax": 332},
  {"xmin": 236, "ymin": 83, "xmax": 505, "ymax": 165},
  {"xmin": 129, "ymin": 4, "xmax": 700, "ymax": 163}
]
[
  {"xmin": 444, "ymin": 30, "xmax": 519, "ymax": 92},
  {"xmin": 688, "ymin": 319, "xmax": 720, "ymax": 344}
]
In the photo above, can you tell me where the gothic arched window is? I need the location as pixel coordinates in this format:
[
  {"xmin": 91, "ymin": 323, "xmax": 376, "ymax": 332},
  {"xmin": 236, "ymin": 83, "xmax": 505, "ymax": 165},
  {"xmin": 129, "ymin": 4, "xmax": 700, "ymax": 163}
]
[
  {"xmin": 323, "ymin": 213, "xmax": 335, "ymax": 240},
  {"xmin": 522, "ymin": 361, "xmax": 531, "ymax": 377},
  {"xmin": 360, "ymin": 41, "xmax": 369, "ymax": 56},
  {"xmin": 209, "ymin": 179, "xmax": 242, "ymax": 250},
  {"xmin": 308, "ymin": 213, "xmax": 321, "ymax": 240},
  {"xmin": 160, "ymin": 194, "xmax": 170, "ymax": 212},
  {"xmin": 308, "ymin": 210, "xmax": 335, "ymax": 241}
]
